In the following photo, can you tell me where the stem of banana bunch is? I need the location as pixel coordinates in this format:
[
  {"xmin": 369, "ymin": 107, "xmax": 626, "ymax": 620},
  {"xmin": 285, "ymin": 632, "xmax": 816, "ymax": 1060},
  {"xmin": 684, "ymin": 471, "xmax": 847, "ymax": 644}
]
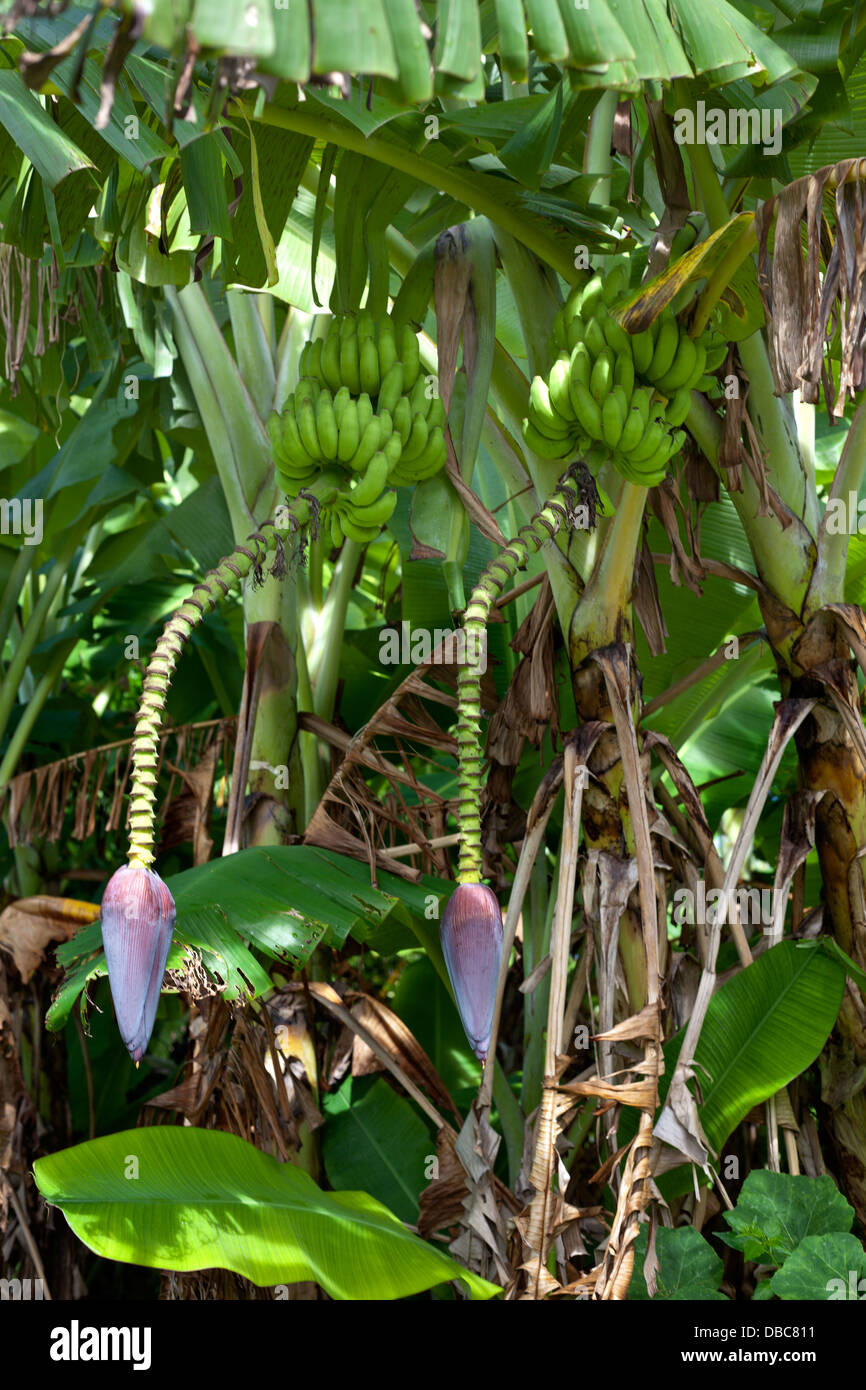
[
  {"xmin": 456, "ymin": 487, "xmax": 580, "ymax": 882},
  {"xmin": 456, "ymin": 485, "xmax": 580, "ymax": 1187},
  {"xmin": 125, "ymin": 513, "xmax": 313, "ymax": 867},
  {"xmin": 308, "ymin": 537, "xmax": 363, "ymax": 722}
]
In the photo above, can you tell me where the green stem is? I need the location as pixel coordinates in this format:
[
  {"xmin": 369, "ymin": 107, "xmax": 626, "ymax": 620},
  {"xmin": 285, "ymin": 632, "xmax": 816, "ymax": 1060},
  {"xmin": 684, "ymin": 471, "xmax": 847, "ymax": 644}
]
[
  {"xmin": 456, "ymin": 485, "xmax": 579, "ymax": 882},
  {"xmin": 686, "ymin": 393, "xmax": 815, "ymax": 603},
  {"xmin": 816, "ymin": 396, "xmax": 866, "ymax": 602},
  {"xmin": 0, "ymin": 545, "xmax": 37, "ymax": 655},
  {"xmin": 0, "ymin": 533, "xmax": 79, "ymax": 746},
  {"xmin": 126, "ymin": 512, "xmax": 311, "ymax": 866},
  {"xmin": 310, "ymin": 537, "xmax": 362, "ymax": 720},
  {"xmin": 569, "ymin": 473, "xmax": 646, "ymax": 664},
  {"xmin": 0, "ymin": 639, "xmax": 75, "ymax": 789},
  {"xmin": 584, "ymin": 89, "xmax": 619, "ymax": 206}
]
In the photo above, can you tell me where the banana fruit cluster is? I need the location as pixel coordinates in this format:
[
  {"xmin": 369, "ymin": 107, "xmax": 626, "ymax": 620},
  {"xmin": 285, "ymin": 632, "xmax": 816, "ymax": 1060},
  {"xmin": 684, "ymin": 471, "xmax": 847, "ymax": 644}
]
[
  {"xmin": 524, "ymin": 265, "xmax": 728, "ymax": 487},
  {"xmin": 268, "ymin": 311, "xmax": 448, "ymax": 545}
]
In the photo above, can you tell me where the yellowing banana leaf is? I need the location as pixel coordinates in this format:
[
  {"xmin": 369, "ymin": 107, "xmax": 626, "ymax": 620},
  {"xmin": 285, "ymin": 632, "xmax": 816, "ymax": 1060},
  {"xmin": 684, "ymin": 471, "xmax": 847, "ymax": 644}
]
[{"xmin": 616, "ymin": 212, "xmax": 756, "ymax": 332}]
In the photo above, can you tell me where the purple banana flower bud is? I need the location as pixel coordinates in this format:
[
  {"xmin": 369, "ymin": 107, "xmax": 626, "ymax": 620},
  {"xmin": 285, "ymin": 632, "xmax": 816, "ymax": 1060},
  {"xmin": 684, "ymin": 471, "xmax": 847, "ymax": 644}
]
[
  {"xmin": 440, "ymin": 882, "xmax": 504, "ymax": 1063},
  {"xmin": 100, "ymin": 864, "xmax": 176, "ymax": 1063}
]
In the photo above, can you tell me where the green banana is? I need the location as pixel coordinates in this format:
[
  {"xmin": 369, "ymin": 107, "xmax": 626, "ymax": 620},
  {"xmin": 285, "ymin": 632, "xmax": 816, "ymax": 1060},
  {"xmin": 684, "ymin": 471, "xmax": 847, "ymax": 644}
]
[
  {"xmin": 602, "ymin": 314, "xmax": 633, "ymax": 359},
  {"xmin": 337, "ymin": 511, "xmax": 383, "ymax": 544},
  {"xmin": 590, "ymin": 348, "xmax": 615, "ymax": 406},
  {"xmin": 569, "ymin": 341, "xmax": 592, "ymax": 392},
  {"xmin": 377, "ymin": 361, "xmax": 404, "ymax": 416},
  {"xmin": 276, "ymin": 461, "xmax": 318, "ymax": 494},
  {"xmin": 653, "ymin": 334, "xmax": 697, "ymax": 393},
  {"xmin": 340, "ymin": 334, "xmax": 361, "ymax": 394},
  {"xmin": 337, "ymin": 398, "xmax": 360, "ymax": 463},
  {"xmin": 349, "ymin": 451, "xmax": 390, "ymax": 506},
  {"xmin": 602, "ymin": 388, "xmax": 625, "ymax": 449},
  {"xmin": 523, "ymin": 418, "xmax": 572, "ymax": 458},
  {"xmin": 339, "ymin": 315, "xmax": 357, "ymax": 342},
  {"xmin": 329, "ymin": 509, "xmax": 344, "ymax": 549},
  {"xmin": 411, "ymin": 424, "xmax": 446, "ymax": 475},
  {"xmin": 614, "ymin": 350, "xmax": 635, "ymax": 400},
  {"xmin": 629, "ymin": 418, "xmax": 666, "ymax": 463},
  {"xmin": 377, "ymin": 323, "xmax": 398, "ymax": 378},
  {"xmin": 332, "ymin": 385, "xmax": 351, "ymax": 427},
  {"xmin": 630, "ymin": 328, "xmax": 654, "ymax": 375},
  {"xmin": 321, "ymin": 332, "xmax": 343, "ymax": 392},
  {"xmin": 393, "ymin": 394, "xmax": 412, "ymax": 446},
  {"xmin": 315, "ymin": 391, "xmax": 339, "ymax": 460},
  {"xmin": 409, "ymin": 375, "xmax": 429, "ymax": 418},
  {"xmin": 427, "ymin": 393, "xmax": 446, "ymax": 431},
  {"xmin": 344, "ymin": 489, "xmax": 397, "ymax": 527},
  {"xmin": 277, "ymin": 404, "xmax": 319, "ymax": 473},
  {"xmin": 631, "ymin": 386, "xmax": 652, "ymax": 428},
  {"xmin": 667, "ymin": 428, "xmax": 686, "ymax": 458},
  {"xmin": 647, "ymin": 314, "xmax": 679, "ymax": 381},
  {"xmin": 296, "ymin": 374, "xmax": 321, "ymax": 402},
  {"xmin": 529, "ymin": 376, "xmax": 571, "ymax": 436},
  {"xmin": 399, "ymin": 324, "xmax": 421, "ymax": 390},
  {"xmin": 566, "ymin": 317, "xmax": 585, "ymax": 352},
  {"xmin": 356, "ymin": 308, "xmax": 375, "ymax": 340},
  {"xmin": 295, "ymin": 394, "xmax": 323, "ymax": 461},
  {"xmin": 308, "ymin": 337, "xmax": 325, "ymax": 384},
  {"xmin": 548, "ymin": 355, "xmax": 575, "ymax": 422},
  {"xmin": 577, "ymin": 274, "xmax": 604, "ymax": 318},
  {"xmin": 382, "ymin": 430, "xmax": 403, "ymax": 469},
  {"xmin": 357, "ymin": 393, "xmax": 374, "ymax": 433},
  {"xmin": 570, "ymin": 379, "xmax": 604, "ymax": 442},
  {"xmin": 703, "ymin": 339, "xmax": 728, "ymax": 372},
  {"xmin": 401, "ymin": 412, "xmax": 429, "ymax": 462},
  {"xmin": 351, "ymin": 415, "xmax": 382, "ymax": 472},
  {"xmin": 583, "ymin": 314, "xmax": 606, "ymax": 359},
  {"xmin": 665, "ymin": 387, "xmax": 692, "ymax": 428},
  {"xmin": 359, "ymin": 335, "xmax": 380, "ymax": 395},
  {"xmin": 617, "ymin": 407, "xmax": 646, "ymax": 455},
  {"xmin": 686, "ymin": 341, "xmax": 707, "ymax": 389},
  {"xmin": 601, "ymin": 263, "xmax": 628, "ymax": 306}
]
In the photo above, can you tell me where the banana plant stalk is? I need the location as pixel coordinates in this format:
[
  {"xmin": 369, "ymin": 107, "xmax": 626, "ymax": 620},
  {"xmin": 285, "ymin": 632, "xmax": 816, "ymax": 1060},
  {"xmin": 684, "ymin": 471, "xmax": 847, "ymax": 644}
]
[{"xmin": 445, "ymin": 483, "xmax": 579, "ymax": 1059}]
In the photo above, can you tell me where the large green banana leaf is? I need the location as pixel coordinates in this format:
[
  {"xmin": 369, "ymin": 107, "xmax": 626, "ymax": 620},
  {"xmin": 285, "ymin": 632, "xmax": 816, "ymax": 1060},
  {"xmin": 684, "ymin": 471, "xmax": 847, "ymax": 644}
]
[{"xmin": 33, "ymin": 1125, "xmax": 500, "ymax": 1300}]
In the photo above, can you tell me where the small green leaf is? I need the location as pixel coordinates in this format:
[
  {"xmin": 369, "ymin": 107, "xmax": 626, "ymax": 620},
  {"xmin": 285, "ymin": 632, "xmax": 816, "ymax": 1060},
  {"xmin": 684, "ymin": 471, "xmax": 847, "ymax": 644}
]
[
  {"xmin": 719, "ymin": 1170, "xmax": 854, "ymax": 1267},
  {"xmin": 769, "ymin": 1233, "xmax": 866, "ymax": 1301},
  {"xmin": 629, "ymin": 1225, "xmax": 726, "ymax": 1300},
  {"xmin": 322, "ymin": 1078, "xmax": 433, "ymax": 1223}
]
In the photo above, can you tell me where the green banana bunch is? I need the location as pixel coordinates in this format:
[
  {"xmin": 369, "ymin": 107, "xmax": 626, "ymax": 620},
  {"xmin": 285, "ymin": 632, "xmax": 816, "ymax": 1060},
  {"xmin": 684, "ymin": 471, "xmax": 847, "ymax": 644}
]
[
  {"xmin": 308, "ymin": 311, "xmax": 422, "ymax": 403},
  {"xmin": 280, "ymin": 314, "xmax": 447, "ymax": 501},
  {"xmin": 523, "ymin": 264, "xmax": 729, "ymax": 489}
]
